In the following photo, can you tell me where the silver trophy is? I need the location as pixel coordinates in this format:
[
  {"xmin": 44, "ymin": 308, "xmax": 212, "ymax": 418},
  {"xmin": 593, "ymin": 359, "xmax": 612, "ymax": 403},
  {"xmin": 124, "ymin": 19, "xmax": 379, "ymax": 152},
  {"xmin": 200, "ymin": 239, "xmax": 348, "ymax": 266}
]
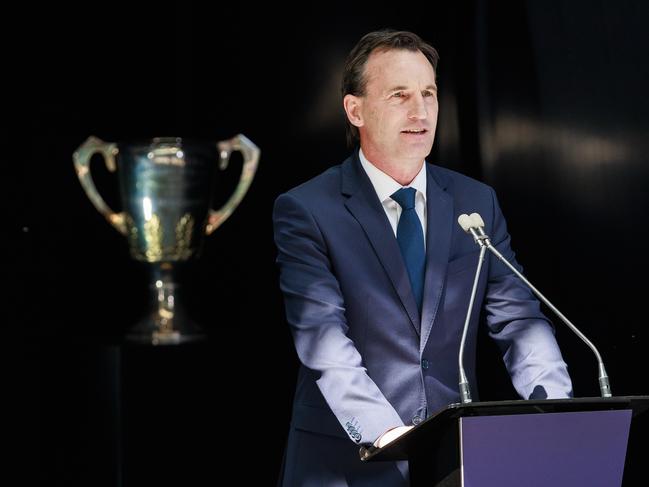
[{"xmin": 73, "ymin": 134, "xmax": 260, "ymax": 345}]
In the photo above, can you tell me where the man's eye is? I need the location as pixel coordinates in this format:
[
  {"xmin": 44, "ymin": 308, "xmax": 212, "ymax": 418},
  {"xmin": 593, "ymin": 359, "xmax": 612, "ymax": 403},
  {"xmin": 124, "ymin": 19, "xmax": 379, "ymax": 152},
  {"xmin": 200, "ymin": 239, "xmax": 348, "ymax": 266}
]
[
  {"xmin": 392, "ymin": 92, "xmax": 404, "ymax": 98},
  {"xmin": 423, "ymin": 90, "xmax": 436, "ymax": 97}
]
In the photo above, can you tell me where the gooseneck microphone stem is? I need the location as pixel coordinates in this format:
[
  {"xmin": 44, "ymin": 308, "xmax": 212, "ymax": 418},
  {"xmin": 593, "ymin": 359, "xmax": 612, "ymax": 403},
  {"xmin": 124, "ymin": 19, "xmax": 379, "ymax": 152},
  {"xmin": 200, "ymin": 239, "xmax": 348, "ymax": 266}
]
[
  {"xmin": 458, "ymin": 237, "xmax": 487, "ymax": 404},
  {"xmin": 472, "ymin": 223, "xmax": 612, "ymax": 398}
]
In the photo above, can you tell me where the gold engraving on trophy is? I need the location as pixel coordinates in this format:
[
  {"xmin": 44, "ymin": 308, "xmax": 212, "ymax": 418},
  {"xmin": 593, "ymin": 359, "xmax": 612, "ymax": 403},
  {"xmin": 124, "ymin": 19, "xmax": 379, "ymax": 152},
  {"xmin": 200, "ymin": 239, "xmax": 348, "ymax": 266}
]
[
  {"xmin": 143, "ymin": 214, "xmax": 164, "ymax": 262},
  {"xmin": 124, "ymin": 213, "xmax": 141, "ymax": 258},
  {"xmin": 175, "ymin": 213, "xmax": 194, "ymax": 260}
]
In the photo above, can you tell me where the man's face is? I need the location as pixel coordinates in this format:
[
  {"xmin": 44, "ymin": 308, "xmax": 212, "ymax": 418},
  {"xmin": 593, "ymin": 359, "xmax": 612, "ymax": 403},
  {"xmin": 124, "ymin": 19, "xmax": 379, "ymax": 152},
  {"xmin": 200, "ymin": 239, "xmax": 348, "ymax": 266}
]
[{"xmin": 347, "ymin": 49, "xmax": 438, "ymax": 165}]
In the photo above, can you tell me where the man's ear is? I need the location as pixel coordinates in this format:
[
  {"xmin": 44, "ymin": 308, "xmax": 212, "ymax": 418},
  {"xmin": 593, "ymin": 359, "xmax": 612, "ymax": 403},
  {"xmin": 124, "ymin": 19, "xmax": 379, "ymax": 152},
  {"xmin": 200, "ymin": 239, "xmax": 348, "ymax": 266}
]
[{"xmin": 343, "ymin": 94, "xmax": 364, "ymax": 128}]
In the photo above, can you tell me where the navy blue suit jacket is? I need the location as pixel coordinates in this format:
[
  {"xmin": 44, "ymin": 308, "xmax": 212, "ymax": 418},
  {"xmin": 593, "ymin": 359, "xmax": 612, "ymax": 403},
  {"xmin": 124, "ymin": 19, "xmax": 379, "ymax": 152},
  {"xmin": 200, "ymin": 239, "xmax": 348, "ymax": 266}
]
[{"xmin": 273, "ymin": 152, "xmax": 572, "ymax": 486}]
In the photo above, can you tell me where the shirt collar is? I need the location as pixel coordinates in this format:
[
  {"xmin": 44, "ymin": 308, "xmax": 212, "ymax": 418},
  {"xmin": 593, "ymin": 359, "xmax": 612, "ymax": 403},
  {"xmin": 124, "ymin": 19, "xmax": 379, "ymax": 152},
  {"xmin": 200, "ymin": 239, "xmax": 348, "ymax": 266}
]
[{"xmin": 359, "ymin": 148, "xmax": 427, "ymax": 204}]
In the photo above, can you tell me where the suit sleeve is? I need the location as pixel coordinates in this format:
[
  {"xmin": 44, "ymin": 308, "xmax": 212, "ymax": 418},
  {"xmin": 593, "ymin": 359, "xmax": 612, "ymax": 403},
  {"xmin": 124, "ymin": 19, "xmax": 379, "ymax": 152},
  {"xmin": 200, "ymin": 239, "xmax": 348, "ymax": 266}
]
[
  {"xmin": 273, "ymin": 192, "xmax": 404, "ymax": 444},
  {"xmin": 483, "ymin": 188, "xmax": 574, "ymax": 400}
]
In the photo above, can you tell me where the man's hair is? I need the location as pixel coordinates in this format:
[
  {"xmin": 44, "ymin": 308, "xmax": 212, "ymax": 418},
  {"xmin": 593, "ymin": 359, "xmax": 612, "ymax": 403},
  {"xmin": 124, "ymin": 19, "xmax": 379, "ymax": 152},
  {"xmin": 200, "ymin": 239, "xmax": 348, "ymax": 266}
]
[{"xmin": 341, "ymin": 29, "xmax": 439, "ymax": 147}]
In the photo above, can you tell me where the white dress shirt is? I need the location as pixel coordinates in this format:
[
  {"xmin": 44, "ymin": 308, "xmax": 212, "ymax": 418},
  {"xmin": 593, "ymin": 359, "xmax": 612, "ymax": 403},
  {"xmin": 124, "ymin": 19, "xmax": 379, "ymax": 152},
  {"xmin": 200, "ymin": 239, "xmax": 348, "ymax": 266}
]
[{"xmin": 358, "ymin": 149, "xmax": 427, "ymax": 245}]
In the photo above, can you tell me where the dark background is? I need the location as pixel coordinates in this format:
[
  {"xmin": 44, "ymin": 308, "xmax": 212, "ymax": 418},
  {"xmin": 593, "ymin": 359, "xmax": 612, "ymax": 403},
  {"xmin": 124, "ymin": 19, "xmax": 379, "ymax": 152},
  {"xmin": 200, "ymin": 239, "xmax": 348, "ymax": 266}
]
[{"xmin": 12, "ymin": 1, "xmax": 649, "ymax": 485}]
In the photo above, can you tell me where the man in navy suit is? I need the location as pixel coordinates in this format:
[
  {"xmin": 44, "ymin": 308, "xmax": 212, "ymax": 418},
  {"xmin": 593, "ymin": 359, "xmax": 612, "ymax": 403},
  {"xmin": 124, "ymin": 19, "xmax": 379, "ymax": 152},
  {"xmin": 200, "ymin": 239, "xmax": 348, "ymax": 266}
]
[{"xmin": 273, "ymin": 29, "xmax": 572, "ymax": 486}]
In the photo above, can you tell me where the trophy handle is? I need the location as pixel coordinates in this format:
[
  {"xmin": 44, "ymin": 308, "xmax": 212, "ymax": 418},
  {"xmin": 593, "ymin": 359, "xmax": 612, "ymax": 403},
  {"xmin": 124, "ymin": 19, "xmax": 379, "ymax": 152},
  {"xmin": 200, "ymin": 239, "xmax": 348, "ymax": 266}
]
[
  {"xmin": 72, "ymin": 136, "xmax": 127, "ymax": 235},
  {"xmin": 205, "ymin": 133, "xmax": 260, "ymax": 235}
]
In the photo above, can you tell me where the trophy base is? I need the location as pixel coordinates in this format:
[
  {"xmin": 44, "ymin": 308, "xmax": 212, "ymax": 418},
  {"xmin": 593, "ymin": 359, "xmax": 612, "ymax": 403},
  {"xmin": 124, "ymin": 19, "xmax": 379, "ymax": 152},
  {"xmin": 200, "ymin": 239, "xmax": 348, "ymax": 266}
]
[
  {"xmin": 126, "ymin": 315, "xmax": 207, "ymax": 346},
  {"xmin": 126, "ymin": 265, "xmax": 207, "ymax": 346}
]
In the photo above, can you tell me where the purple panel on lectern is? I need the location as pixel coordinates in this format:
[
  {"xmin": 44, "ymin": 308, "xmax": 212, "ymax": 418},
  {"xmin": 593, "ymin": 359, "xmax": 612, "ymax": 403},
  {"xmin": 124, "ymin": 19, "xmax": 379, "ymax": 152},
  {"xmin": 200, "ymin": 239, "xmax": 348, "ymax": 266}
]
[{"xmin": 461, "ymin": 409, "xmax": 631, "ymax": 487}]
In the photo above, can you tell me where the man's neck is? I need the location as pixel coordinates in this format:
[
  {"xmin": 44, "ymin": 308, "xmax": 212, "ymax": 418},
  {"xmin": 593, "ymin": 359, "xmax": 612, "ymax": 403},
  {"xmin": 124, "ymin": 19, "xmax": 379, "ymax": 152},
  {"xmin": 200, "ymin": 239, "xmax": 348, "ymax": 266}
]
[{"xmin": 360, "ymin": 148, "xmax": 424, "ymax": 186}]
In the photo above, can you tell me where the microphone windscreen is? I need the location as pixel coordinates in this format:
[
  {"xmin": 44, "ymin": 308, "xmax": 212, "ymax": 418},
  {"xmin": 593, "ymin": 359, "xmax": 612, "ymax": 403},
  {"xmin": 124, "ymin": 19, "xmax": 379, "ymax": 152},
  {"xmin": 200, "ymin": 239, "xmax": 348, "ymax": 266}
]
[
  {"xmin": 457, "ymin": 214, "xmax": 473, "ymax": 232},
  {"xmin": 470, "ymin": 213, "xmax": 485, "ymax": 228}
]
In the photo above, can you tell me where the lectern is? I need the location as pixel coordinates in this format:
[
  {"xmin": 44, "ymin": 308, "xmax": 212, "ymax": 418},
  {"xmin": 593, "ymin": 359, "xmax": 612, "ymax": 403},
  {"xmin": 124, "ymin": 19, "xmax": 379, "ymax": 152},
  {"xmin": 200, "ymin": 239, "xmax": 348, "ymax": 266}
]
[{"xmin": 360, "ymin": 396, "xmax": 649, "ymax": 487}]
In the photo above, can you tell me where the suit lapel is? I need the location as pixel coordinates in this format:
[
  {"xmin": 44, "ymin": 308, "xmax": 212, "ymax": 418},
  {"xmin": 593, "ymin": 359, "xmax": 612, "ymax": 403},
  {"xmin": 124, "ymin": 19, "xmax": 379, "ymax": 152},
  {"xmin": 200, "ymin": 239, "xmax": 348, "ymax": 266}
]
[
  {"xmin": 342, "ymin": 155, "xmax": 421, "ymax": 333},
  {"xmin": 420, "ymin": 165, "xmax": 454, "ymax": 352}
]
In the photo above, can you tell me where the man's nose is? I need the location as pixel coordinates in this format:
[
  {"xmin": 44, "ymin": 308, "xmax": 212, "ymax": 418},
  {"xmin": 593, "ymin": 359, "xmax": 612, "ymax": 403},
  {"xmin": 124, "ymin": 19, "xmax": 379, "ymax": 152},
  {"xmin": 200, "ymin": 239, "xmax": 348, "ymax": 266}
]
[{"xmin": 407, "ymin": 94, "xmax": 428, "ymax": 120}]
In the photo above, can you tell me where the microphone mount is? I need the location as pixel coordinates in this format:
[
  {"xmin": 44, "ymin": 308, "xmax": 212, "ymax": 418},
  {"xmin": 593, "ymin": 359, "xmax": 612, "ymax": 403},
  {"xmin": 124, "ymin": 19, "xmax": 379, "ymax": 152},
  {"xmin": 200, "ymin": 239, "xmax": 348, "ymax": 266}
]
[{"xmin": 458, "ymin": 212, "xmax": 612, "ymax": 399}]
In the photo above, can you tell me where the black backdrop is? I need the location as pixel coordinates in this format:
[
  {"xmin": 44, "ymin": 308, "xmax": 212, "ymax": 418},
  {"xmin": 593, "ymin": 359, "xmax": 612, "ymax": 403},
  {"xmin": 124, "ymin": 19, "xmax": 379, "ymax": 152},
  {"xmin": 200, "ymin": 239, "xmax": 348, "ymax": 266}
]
[{"xmin": 13, "ymin": 1, "xmax": 649, "ymax": 485}]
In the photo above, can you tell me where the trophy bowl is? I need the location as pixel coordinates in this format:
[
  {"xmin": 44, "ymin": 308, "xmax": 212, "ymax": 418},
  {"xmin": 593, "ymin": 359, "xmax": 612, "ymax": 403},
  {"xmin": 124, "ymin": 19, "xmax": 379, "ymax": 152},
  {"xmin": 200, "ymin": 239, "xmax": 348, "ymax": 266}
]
[{"xmin": 73, "ymin": 134, "xmax": 259, "ymax": 345}]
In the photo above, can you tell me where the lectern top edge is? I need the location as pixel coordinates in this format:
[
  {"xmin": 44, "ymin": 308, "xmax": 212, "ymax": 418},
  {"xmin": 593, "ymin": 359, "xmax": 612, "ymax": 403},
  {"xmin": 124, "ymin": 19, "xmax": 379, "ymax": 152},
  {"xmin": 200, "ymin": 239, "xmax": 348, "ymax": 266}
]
[{"xmin": 360, "ymin": 395, "xmax": 649, "ymax": 462}]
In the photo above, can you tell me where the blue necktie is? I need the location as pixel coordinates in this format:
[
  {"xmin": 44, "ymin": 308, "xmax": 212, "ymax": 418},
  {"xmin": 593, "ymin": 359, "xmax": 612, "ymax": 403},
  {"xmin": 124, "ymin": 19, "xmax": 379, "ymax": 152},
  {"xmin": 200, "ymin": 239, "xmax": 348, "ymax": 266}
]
[{"xmin": 391, "ymin": 187, "xmax": 425, "ymax": 313}]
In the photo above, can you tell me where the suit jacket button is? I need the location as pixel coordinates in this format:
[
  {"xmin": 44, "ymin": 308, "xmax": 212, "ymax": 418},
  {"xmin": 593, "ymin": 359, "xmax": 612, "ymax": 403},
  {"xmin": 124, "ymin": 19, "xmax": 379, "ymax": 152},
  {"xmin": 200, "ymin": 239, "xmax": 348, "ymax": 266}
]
[
  {"xmin": 412, "ymin": 415, "xmax": 422, "ymax": 425},
  {"xmin": 421, "ymin": 359, "xmax": 429, "ymax": 370}
]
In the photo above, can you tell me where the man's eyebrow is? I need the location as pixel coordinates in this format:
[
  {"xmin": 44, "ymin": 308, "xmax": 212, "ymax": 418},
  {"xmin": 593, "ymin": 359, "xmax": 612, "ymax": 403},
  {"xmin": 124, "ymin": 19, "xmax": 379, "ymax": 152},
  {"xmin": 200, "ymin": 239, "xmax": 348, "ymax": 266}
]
[{"xmin": 385, "ymin": 84, "xmax": 438, "ymax": 92}]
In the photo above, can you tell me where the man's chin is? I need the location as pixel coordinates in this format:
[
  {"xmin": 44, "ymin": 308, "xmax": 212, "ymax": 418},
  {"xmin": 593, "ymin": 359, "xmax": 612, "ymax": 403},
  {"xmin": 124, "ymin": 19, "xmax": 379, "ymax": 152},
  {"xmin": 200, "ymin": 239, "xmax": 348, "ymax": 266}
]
[{"xmin": 400, "ymin": 142, "xmax": 433, "ymax": 160}]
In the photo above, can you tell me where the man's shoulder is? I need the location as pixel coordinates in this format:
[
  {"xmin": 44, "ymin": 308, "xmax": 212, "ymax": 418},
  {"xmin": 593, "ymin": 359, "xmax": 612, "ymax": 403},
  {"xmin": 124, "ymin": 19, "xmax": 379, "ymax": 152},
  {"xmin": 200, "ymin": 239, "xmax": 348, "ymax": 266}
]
[
  {"xmin": 276, "ymin": 154, "xmax": 353, "ymax": 204},
  {"xmin": 427, "ymin": 163, "xmax": 494, "ymax": 196},
  {"xmin": 286, "ymin": 165, "xmax": 342, "ymax": 197}
]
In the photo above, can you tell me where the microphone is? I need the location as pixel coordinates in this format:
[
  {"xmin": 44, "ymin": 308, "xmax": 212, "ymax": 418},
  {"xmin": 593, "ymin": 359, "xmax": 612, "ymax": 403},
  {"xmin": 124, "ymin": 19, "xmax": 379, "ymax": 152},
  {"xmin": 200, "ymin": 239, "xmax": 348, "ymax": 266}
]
[
  {"xmin": 459, "ymin": 212, "xmax": 612, "ymax": 398},
  {"xmin": 455, "ymin": 214, "xmax": 488, "ymax": 403}
]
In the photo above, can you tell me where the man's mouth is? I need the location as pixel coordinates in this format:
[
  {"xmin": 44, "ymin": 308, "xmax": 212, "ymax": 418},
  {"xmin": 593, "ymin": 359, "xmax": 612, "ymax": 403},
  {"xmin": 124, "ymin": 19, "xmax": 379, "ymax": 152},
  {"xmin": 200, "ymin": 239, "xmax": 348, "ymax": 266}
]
[{"xmin": 401, "ymin": 128, "xmax": 428, "ymax": 134}]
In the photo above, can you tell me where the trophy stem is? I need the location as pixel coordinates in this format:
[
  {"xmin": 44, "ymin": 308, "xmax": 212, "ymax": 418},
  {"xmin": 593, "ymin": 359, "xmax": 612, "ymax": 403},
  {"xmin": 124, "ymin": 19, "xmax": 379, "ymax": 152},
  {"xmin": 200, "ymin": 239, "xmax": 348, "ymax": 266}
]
[{"xmin": 126, "ymin": 263, "xmax": 206, "ymax": 345}]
